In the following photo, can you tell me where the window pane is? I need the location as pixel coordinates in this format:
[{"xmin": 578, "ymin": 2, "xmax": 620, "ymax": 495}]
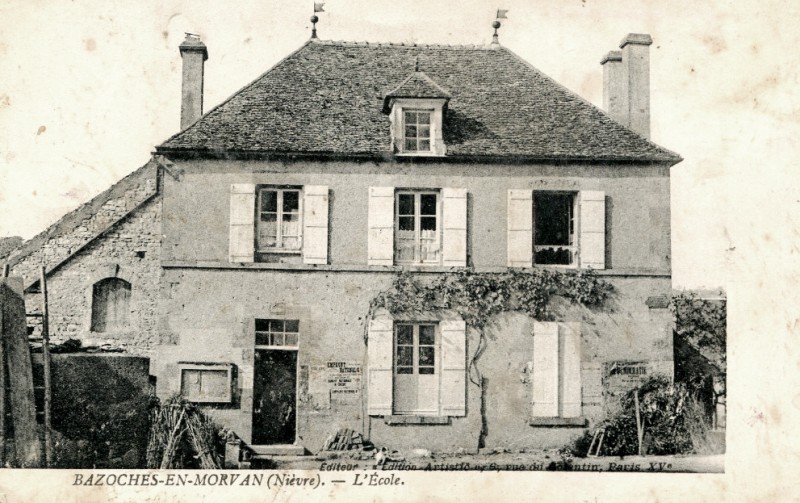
[
  {"xmin": 417, "ymin": 112, "xmax": 430, "ymax": 124},
  {"xmin": 396, "ymin": 346, "xmax": 413, "ymax": 366},
  {"xmin": 404, "ymin": 111, "xmax": 417, "ymax": 123},
  {"xmin": 405, "ymin": 139, "xmax": 417, "ymax": 151},
  {"xmin": 259, "ymin": 214, "xmax": 277, "ymax": 247},
  {"xmin": 418, "ymin": 140, "xmax": 430, "ymax": 151},
  {"xmin": 395, "ymin": 235, "xmax": 416, "ymax": 262},
  {"xmin": 420, "ymin": 194, "xmax": 437, "ymax": 215},
  {"xmin": 418, "ymin": 367, "xmax": 435, "ymax": 375},
  {"xmin": 398, "ymin": 194, "xmax": 415, "ymax": 215},
  {"xmin": 284, "ymin": 332, "xmax": 298, "ymax": 346},
  {"xmin": 420, "ymin": 216, "xmax": 437, "ymax": 231},
  {"xmin": 255, "ymin": 332, "xmax": 271, "ymax": 345},
  {"xmin": 397, "ymin": 367, "xmax": 413, "ymax": 375},
  {"xmin": 418, "ymin": 125, "xmax": 430, "ymax": 139},
  {"xmin": 419, "ymin": 346, "xmax": 435, "ymax": 366},
  {"xmin": 534, "ymin": 193, "xmax": 573, "ymax": 246},
  {"xmin": 398, "ymin": 216, "xmax": 415, "ymax": 231},
  {"xmin": 261, "ymin": 190, "xmax": 278, "ymax": 212},
  {"xmin": 419, "ymin": 325, "xmax": 435, "ymax": 345},
  {"xmin": 396, "ymin": 325, "xmax": 413, "ymax": 345},
  {"xmin": 255, "ymin": 319, "xmax": 270, "ymax": 332},
  {"xmin": 405, "ymin": 125, "xmax": 417, "ymax": 138},
  {"xmin": 269, "ymin": 320, "xmax": 284, "ymax": 332},
  {"xmin": 283, "ymin": 191, "xmax": 299, "ymax": 212},
  {"xmin": 284, "ymin": 320, "xmax": 299, "ymax": 333}
]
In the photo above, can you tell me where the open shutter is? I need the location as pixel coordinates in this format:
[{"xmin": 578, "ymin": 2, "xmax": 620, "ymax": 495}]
[
  {"xmin": 368, "ymin": 186, "xmax": 395, "ymax": 265},
  {"xmin": 579, "ymin": 191, "xmax": 606, "ymax": 269},
  {"xmin": 441, "ymin": 188, "xmax": 467, "ymax": 267},
  {"xmin": 303, "ymin": 185, "xmax": 329, "ymax": 265},
  {"xmin": 560, "ymin": 323, "xmax": 582, "ymax": 418},
  {"xmin": 532, "ymin": 321, "xmax": 559, "ymax": 417},
  {"xmin": 367, "ymin": 319, "xmax": 393, "ymax": 416},
  {"xmin": 507, "ymin": 189, "xmax": 533, "ymax": 267},
  {"xmin": 229, "ymin": 184, "xmax": 256, "ymax": 262},
  {"xmin": 440, "ymin": 319, "xmax": 467, "ymax": 416}
]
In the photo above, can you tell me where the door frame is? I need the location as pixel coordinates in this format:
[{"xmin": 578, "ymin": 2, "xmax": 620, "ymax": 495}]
[{"xmin": 252, "ymin": 346, "xmax": 300, "ymax": 445}]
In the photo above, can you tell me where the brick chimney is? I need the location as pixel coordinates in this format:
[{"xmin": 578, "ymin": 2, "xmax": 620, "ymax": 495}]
[
  {"xmin": 601, "ymin": 33, "xmax": 652, "ymax": 139},
  {"xmin": 179, "ymin": 34, "xmax": 208, "ymax": 130}
]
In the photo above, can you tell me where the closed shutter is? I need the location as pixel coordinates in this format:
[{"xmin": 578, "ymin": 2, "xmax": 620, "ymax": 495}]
[
  {"xmin": 302, "ymin": 185, "xmax": 329, "ymax": 265},
  {"xmin": 368, "ymin": 186, "xmax": 395, "ymax": 265},
  {"xmin": 229, "ymin": 184, "xmax": 256, "ymax": 263},
  {"xmin": 507, "ymin": 189, "xmax": 533, "ymax": 267},
  {"xmin": 441, "ymin": 188, "xmax": 467, "ymax": 267},
  {"xmin": 579, "ymin": 191, "xmax": 606, "ymax": 269},
  {"xmin": 440, "ymin": 319, "xmax": 467, "ymax": 416},
  {"xmin": 560, "ymin": 323, "xmax": 582, "ymax": 418},
  {"xmin": 532, "ymin": 321, "xmax": 559, "ymax": 417},
  {"xmin": 367, "ymin": 319, "xmax": 394, "ymax": 416}
]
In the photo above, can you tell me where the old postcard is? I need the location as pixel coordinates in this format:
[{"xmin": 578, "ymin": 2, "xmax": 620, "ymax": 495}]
[{"xmin": 0, "ymin": 0, "xmax": 797, "ymax": 501}]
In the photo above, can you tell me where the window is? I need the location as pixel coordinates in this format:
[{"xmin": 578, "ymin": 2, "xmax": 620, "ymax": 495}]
[
  {"xmin": 506, "ymin": 190, "xmax": 605, "ymax": 270},
  {"xmin": 257, "ymin": 187, "xmax": 302, "ymax": 253},
  {"xmin": 403, "ymin": 110, "xmax": 432, "ymax": 152},
  {"xmin": 395, "ymin": 191, "xmax": 440, "ymax": 264},
  {"xmin": 90, "ymin": 277, "xmax": 131, "ymax": 332},
  {"xmin": 255, "ymin": 319, "xmax": 299, "ymax": 349},
  {"xmin": 393, "ymin": 323, "xmax": 438, "ymax": 414},
  {"xmin": 534, "ymin": 192, "xmax": 576, "ymax": 266},
  {"xmin": 179, "ymin": 363, "xmax": 234, "ymax": 403},
  {"xmin": 367, "ymin": 318, "xmax": 465, "ymax": 418}
]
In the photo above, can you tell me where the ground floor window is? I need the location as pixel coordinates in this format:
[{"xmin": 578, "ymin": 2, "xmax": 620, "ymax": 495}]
[{"xmin": 393, "ymin": 323, "xmax": 439, "ymax": 414}]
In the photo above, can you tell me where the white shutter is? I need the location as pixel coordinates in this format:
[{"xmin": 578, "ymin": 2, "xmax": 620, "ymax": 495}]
[
  {"xmin": 302, "ymin": 185, "xmax": 329, "ymax": 265},
  {"xmin": 560, "ymin": 323, "xmax": 582, "ymax": 418},
  {"xmin": 368, "ymin": 186, "xmax": 395, "ymax": 266},
  {"xmin": 229, "ymin": 184, "xmax": 256, "ymax": 262},
  {"xmin": 367, "ymin": 319, "xmax": 394, "ymax": 416},
  {"xmin": 532, "ymin": 321, "xmax": 559, "ymax": 417},
  {"xmin": 507, "ymin": 189, "xmax": 533, "ymax": 267},
  {"xmin": 440, "ymin": 319, "xmax": 467, "ymax": 416},
  {"xmin": 441, "ymin": 188, "xmax": 467, "ymax": 267},
  {"xmin": 579, "ymin": 191, "xmax": 606, "ymax": 269}
]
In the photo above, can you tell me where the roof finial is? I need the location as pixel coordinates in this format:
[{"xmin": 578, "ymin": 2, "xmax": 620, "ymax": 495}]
[
  {"xmin": 311, "ymin": 2, "xmax": 325, "ymax": 39},
  {"xmin": 492, "ymin": 8, "xmax": 508, "ymax": 45}
]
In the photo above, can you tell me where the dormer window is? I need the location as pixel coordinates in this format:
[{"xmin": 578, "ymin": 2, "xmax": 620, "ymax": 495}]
[
  {"xmin": 403, "ymin": 110, "xmax": 432, "ymax": 152},
  {"xmin": 383, "ymin": 69, "xmax": 450, "ymax": 157}
]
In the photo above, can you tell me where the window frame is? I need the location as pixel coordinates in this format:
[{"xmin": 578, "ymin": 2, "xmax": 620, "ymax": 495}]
[
  {"xmin": 178, "ymin": 362, "xmax": 234, "ymax": 404},
  {"xmin": 255, "ymin": 318, "xmax": 300, "ymax": 351},
  {"xmin": 533, "ymin": 190, "xmax": 578, "ymax": 268},
  {"xmin": 401, "ymin": 109, "xmax": 434, "ymax": 153},
  {"xmin": 256, "ymin": 186, "xmax": 303, "ymax": 254},
  {"xmin": 394, "ymin": 189, "xmax": 442, "ymax": 266},
  {"xmin": 90, "ymin": 277, "xmax": 132, "ymax": 333}
]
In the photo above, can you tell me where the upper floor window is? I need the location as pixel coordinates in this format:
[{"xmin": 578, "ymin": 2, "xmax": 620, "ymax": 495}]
[
  {"xmin": 534, "ymin": 192, "xmax": 576, "ymax": 266},
  {"xmin": 395, "ymin": 190, "xmax": 440, "ymax": 265},
  {"xmin": 403, "ymin": 110, "xmax": 432, "ymax": 153},
  {"xmin": 257, "ymin": 187, "xmax": 302, "ymax": 253},
  {"xmin": 90, "ymin": 277, "xmax": 131, "ymax": 332}
]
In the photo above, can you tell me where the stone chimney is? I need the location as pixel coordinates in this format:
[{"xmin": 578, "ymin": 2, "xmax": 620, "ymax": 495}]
[
  {"xmin": 601, "ymin": 33, "xmax": 652, "ymax": 139},
  {"xmin": 179, "ymin": 34, "xmax": 208, "ymax": 130}
]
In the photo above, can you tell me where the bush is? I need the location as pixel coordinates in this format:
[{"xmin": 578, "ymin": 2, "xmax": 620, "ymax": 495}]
[{"xmin": 568, "ymin": 376, "xmax": 711, "ymax": 457}]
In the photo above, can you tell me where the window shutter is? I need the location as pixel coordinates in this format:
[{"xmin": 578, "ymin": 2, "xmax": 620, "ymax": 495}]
[
  {"xmin": 368, "ymin": 186, "xmax": 395, "ymax": 266},
  {"xmin": 532, "ymin": 321, "xmax": 559, "ymax": 417},
  {"xmin": 560, "ymin": 323, "xmax": 582, "ymax": 418},
  {"xmin": 302, "ymin": 185, "xmax": 329, "ymax": 265},
  {"xmin": 507, "ymin": 189, "xmax": 533, "ymax": 267},
  {"xmin": 441, "ymin": 188, "xmax": 467, "ymax": 267},
  {"xmin": 229, "ymin": 184, "xmax": 256, "ymax": 263},
  {"xmin": 440, "ymin": 319, "xmax": 466, "ymax": 416},
  {"xmin": 367, "ymin": 319, "xmax": 394, "ymax": 416},
  {"xmin": 579, "ymin": 190, "xmax": 606, "ymax": 269}
]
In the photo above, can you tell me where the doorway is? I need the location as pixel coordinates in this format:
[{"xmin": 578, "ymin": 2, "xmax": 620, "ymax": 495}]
[{"xmin": 252, "ymin": 349, "xmax": 297, "ymax": 445}]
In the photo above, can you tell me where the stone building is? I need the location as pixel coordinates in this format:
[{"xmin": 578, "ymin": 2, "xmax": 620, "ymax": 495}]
[{"xmin": 6, "ymin": 30, "xmax": 681, "ymax": 454}]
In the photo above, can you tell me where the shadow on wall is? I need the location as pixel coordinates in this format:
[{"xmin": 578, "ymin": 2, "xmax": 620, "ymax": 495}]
[{"xmin": 31, "ymin": 354, "xmax": 154, "ymax": 469}]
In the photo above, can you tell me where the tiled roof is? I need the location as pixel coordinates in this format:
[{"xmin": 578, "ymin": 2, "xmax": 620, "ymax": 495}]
[{"xmin": 157, "ymin": 39, "xmax": 681, "ymax": 163}]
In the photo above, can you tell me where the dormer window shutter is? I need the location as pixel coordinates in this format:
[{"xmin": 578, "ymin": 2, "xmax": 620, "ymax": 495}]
[
  {"xmin": 507, "ymin": 189, "xmax": 533, "ymax": 268},
  {"xmin": 368, "ymin": 186, "xmax": 395, "ymax": 265},
  {"xmin": 441, "ymin": 188, "xmax": 467, "ymax": 267},
  {"xmin": 302, "ymin": 185, "xmax": 329, "ymax": 265},
  {"xmin": 229, "ymin": 183, "xmax": 256, "ymax": 263},
  {"xmin": 578, "ymin": 191, "xmax": 606, "ymax": 269}
]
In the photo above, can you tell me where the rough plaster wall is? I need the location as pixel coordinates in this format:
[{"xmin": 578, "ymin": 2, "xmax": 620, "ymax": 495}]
[{"xmin": 23, "ymin": 196, "xmax": 162, "ymax": 354}]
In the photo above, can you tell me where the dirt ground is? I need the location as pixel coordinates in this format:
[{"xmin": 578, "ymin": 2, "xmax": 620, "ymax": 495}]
[{"xmin": 267, "ymin": 448, "xmax": 724, "ymax": 473}]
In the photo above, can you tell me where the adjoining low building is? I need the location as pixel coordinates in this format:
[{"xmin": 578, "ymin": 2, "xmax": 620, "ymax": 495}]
[{"xmin": 6, "ymin": 27, "xmax": 682, "ymax": 454}]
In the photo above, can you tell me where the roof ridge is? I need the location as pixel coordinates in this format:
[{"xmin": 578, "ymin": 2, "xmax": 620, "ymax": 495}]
[{"xmin": 311, "ymin": 38, "xmax": 496, "ymax": 50}]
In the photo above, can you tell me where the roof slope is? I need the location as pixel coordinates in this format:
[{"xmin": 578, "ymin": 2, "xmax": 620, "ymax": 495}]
[{"xmin": 158, "ymin": 39, "xmax": 680, "ymax": 163}]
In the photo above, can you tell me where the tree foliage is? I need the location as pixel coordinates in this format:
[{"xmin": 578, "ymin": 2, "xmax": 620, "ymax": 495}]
[{"xmin": 671, "ymin": 291, "xmax": 726, "ymax": 379}]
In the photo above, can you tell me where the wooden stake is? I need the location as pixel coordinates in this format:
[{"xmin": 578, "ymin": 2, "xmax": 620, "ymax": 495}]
[
  {"xmin": 0, "ymin": 308, "xmax": 6, "ymax": 466},
  {"xmin": 634, "ymin": 390, "xmax": 644, "ymax": 456},
  {"xmin": 39, "ymin": 266, "xmax": 53, "ymax": 467},
  {"xmin": 1, "ymin": 264, "xmax": 9, "ymax": 278}
]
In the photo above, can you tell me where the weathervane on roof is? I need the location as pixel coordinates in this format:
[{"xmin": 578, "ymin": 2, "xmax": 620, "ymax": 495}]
[
  {"xmin": 311, "ymin": 2, "xmax": 325, "ymax": 39},
  {"xmin": 492, "ymin": 8, "xmax": 508, "ymax": 45}
]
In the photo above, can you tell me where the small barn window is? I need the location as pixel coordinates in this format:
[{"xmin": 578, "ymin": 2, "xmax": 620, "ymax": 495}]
[{"xmin": 91, "ymin": 277, "xmax": 131, "ymax": 332}]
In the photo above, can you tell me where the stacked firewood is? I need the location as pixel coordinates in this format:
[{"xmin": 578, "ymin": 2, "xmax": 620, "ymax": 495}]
[
  {"xmin": 321, "ymin": 428, "xmax": 371, "ymax": 451},
  {"xmin": 146, "ymin": 396, "xmax": 222, "ymax": 469}
]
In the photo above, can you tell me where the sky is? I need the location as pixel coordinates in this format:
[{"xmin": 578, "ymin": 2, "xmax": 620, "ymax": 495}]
[{"xmin": 1, "ymin": 0, "xmax": 798, "ymax": 290}]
